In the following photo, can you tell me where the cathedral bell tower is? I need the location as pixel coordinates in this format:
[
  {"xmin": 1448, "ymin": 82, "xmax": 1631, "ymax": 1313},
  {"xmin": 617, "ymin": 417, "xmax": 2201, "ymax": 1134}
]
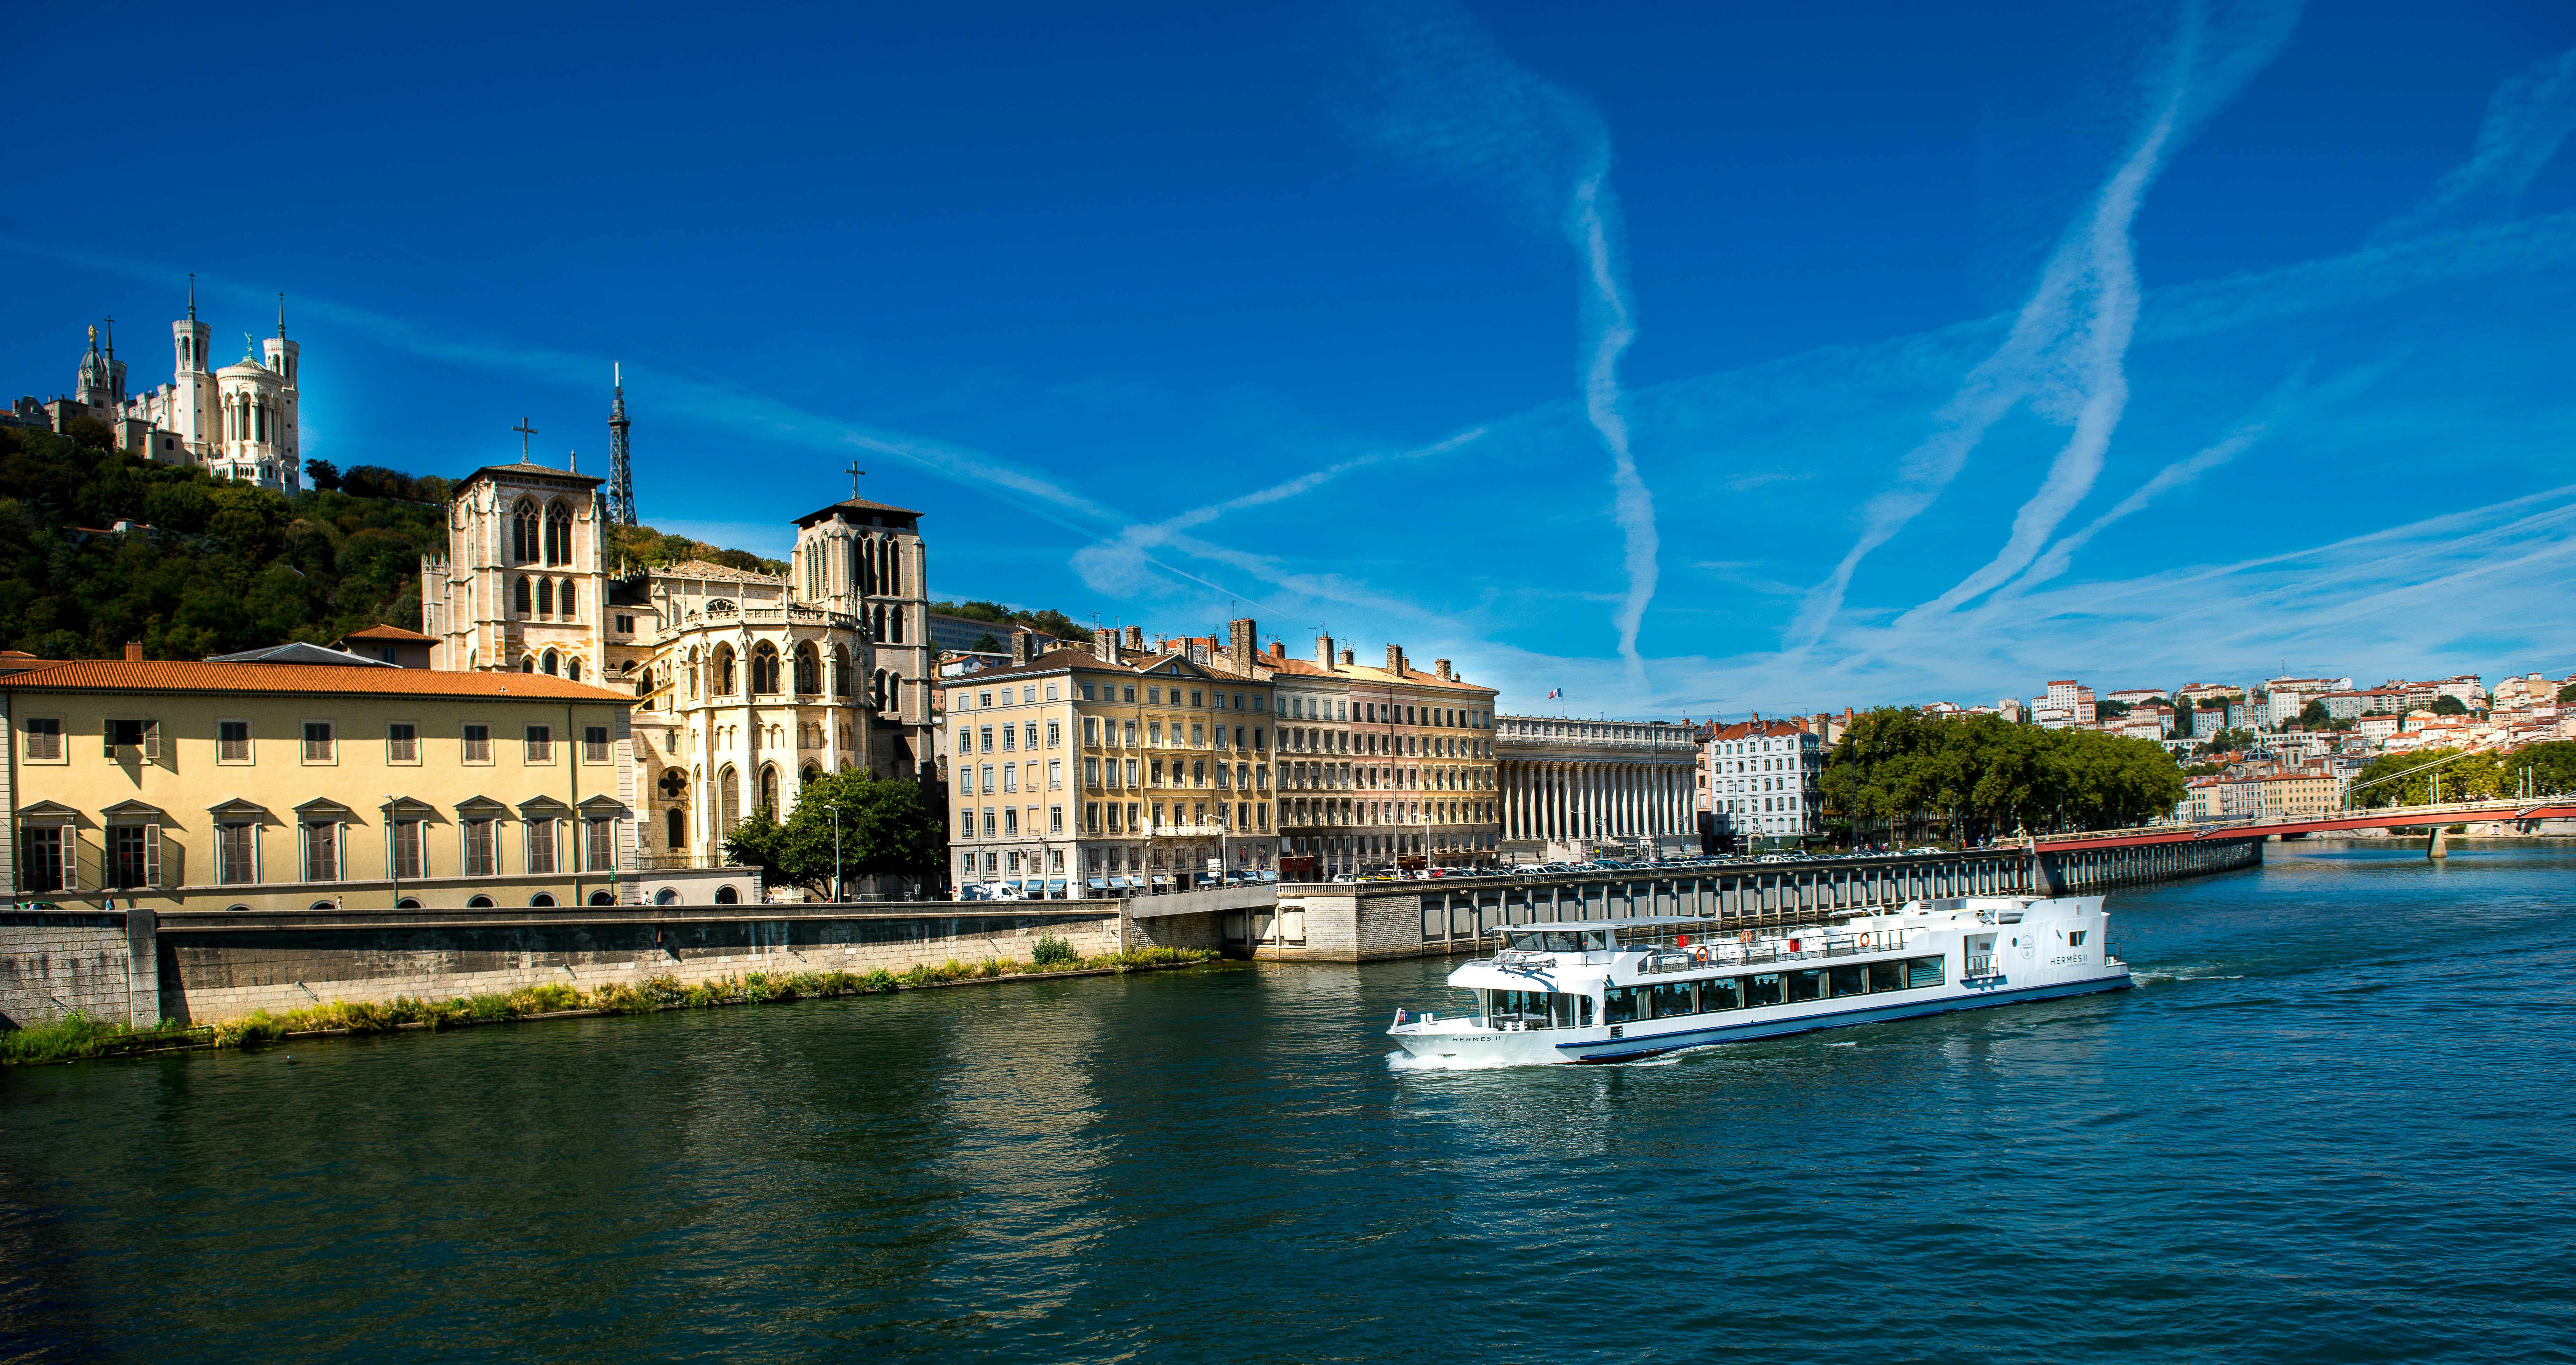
[
  {"xmin": 173, "ymin": 276, "xmax": 215, "ymax": 456},
  {"xmin": 258, "ymin": 294, "xmax": 301, "ymax": 475}
]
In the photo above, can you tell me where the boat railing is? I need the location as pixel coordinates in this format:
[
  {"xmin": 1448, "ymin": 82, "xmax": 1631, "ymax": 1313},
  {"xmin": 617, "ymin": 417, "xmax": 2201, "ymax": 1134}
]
[
  {"xmin": 1963, "ymin": 954, "xmax": 1997, "ymax": 978},
  {"xmin": 1633, "ymin": 929, "xmax": 1913, "ymax": 974}
]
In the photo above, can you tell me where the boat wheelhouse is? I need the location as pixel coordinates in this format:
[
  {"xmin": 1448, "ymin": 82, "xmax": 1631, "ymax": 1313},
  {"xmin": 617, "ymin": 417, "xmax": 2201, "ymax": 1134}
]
[{"xmin": 1387, "ymin": 895, "xmax": 2129, "ymax": 1065}]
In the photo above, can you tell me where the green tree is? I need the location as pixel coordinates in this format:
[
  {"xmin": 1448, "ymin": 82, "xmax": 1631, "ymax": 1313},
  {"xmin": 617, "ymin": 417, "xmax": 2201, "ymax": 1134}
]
[
  {"xmin": 722, "ymin": 770, "xmax": 947, "ymax": 899},
  {"xmin": 1823, "ymin": 708, "xmax": 2185, "ymax": 843},
  {"xmin": 2430, "ymin": 694, "xmax": 2470, "ymax": 716},
  {"xmin": 2557, "ymin": 683, "xmax": 2576, "ymax": 704},
  {"xmin": 2298, "ymin": 699, "xmax": 2331, "ymax": 728}
]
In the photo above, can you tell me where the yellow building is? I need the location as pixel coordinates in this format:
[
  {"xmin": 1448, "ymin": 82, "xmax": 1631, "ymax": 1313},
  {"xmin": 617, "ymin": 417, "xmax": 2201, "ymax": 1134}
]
[
  {"xmin": 943, "ymin": 628, "xmax": 1277, "ymax": 895},
  {"xmin": 4, "ymin": 659, "xmax": 752, "ymax": 911}
]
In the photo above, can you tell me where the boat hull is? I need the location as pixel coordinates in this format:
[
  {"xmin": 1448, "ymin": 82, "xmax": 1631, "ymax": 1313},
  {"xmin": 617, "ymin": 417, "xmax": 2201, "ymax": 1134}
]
[{"xmin": 1390, "ymin": 968, "xmax": 2132, "ymax": 1067}]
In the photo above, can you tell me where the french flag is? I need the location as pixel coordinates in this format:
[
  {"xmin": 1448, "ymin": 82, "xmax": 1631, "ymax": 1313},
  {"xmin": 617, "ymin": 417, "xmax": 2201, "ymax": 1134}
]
[{"xmin": 1547, "ymin": 688, "xmax": 1562, "ymax": 700}]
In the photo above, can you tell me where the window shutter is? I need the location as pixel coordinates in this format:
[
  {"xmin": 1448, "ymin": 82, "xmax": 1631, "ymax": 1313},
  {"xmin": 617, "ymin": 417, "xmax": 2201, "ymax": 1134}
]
[
  {"xmin": 144, "ymin": 825, "xmax": 161, "ymax": 887},
  {"xmin": 144, "ymin": 720, "xmax": 161, "ymax": 764},
  {"xmin": 103, "ymin": 727, "xmax": 116, "ymax": 758}
]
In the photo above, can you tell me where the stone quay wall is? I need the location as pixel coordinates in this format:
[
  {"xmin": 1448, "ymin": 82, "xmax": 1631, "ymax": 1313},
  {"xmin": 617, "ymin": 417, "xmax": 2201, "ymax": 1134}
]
[
  {"xmin": 0, "ymin": 906, "xmax": 159, "ymax": 1029},
  {"xmin": 0, "ymin": 902, "xmax": 1156, "ymax": 1028}
]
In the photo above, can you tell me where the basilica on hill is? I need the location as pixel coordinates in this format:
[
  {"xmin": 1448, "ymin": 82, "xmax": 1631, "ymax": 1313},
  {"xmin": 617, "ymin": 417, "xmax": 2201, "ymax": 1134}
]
[
  {"xmin": 36, "ymin": 282, "xmax": 306, "ymax": 492},
  {"xmin": 418, "ymin": 423, "xmax": 938, "ymax": 873}
]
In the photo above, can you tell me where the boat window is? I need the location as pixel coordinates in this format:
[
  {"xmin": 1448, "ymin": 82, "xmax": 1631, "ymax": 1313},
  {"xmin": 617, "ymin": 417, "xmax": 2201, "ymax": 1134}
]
[
  {"xmin": 2068, "ymin": 930, "xmax": 2088, "ymax": 946},
  {"xmin": 1581, "ymin": 930, "xmax": 1612, "ymax": 951},
  {"xmin": 1578, "ymin": 996, "xmax": 1594, "ymax": 1028},
  {"xmin": 1488, "ymin": 989, "xmax": 1567, "ymax": 1029},
  {"xmin": 1867, "ymin": 961, "xmax": 1907, "ymax": 993},
  {"xmin": 1649, "ymin": 982, "xmax": 1697, "ymax": 1019},
  {"xmin": 1604, "ymin": 986, "xmax": 1644, "ymax": 1025},
  {"xmin": 1828, "ymin": 965, "xmax": 1867, "ymax": 998},
  {"xmin": 1906, "ymin": 956, "xmax": 1946, "ymax": 989},
  {"xmin": 1788, "ymin": 969, "xmax": 1825, "ymax": 1004},
  {"xmin": 1545, "ymin": 932, "xmax": 1586, "ymax": 953},
  {"xmin": 1701, "ymin": 976, "xmax": 1742, "ymax": 1012},
  {"xmin": 1553, "ymin": 993, "xmax": 1577, "ymax": 1030},
  {"xmin": 1744, "ymin": 973, "xmax": 1784, "ymax": 1008}
]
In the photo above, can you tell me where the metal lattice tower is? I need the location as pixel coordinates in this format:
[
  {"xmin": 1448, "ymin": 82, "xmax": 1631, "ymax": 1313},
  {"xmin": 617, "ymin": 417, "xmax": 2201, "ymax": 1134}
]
[{"xmin": 607, "ymin": 362, "xmax": 637, "ymax": 526}]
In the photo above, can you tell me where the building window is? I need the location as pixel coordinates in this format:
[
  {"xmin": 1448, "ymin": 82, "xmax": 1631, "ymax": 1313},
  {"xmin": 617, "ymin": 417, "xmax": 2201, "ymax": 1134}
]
[
  {"xmin": 526, "ymin": 726, "xmax": 553, "ymax": 762},
  {"xmin": 463, "ymin": 724, "xmax": 492, "ymax": 763},
  {"xmin": 528, "ymin": 820, "xmax": 558, "ymax": 874},
  {"xmin": 464, "ymin": 819, "xmax": 498, "ymax": 876},
  {"xmin": 302, "ymin": 822, "xmax": 339, "ymax": 882},
  {"xmin": 513, "ymin": 500, "xmax": 540, "ymax": 562},
  {"xmin": 584, "ymin": 726, "xmax": 610, "ymax": 763},
  {"xmin": 515, "ymin": 576, "xmax": 532, "ymax": 615},
  {"xmin": 218, "ymin": 720, "xmax": 251, "ymax": 763},
  {"xmin": 616, "ymin": 614, "xmax": 635, "ymax": 634},
  {"xmin": 387, "ymin": 723, "xmax": 418, "ymax": 763},
  {"xmin": 217, "ymin": 823, "xmax": 255, "ymax": 885},
  {"xmin": 666, "ymin": 808, "xmax": 685, "ymax": 848},
  {"xmin": 22, "ymin": 718, "xmax": 62, "ymax": 762},
  {"xmin": 392, "ymin": 819, "xmax": 424, "ymax": 879},
  {"xmin": 584, "ymin": 818, "xmax": 615, "ymax": 872},
  {"xmin": 109, "ymin": 825, "xmax": 157, "ymax": 889},
  {"xmin": 1049, "ymin": 805, "xmax": 1064, "ymax": 833},
  {"xmin": 19, "ymin": 826, "xmax": 66, "ymax": 891},
  {"xmin": 302, "ymin": 721, "xmax": 335, "ymax": 763}
]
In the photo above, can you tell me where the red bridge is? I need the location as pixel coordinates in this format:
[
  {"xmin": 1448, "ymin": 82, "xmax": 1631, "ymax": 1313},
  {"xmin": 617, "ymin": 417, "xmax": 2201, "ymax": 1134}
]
[{"xmin": 2026, "ymin": 798, "xmax": 2576, "ymax": 853}]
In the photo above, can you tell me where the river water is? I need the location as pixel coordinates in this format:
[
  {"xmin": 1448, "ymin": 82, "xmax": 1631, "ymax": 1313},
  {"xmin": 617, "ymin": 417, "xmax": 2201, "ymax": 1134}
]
[{"xmin": 4, "ymin": 842, "xmax": 2573, "ymax": 1363}]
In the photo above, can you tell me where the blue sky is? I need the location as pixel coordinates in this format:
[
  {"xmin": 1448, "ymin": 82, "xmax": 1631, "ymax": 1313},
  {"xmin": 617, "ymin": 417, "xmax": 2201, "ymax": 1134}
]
[{"xmin": 8, "ymin": 1, "xmax": 2575, "ymax": 719}]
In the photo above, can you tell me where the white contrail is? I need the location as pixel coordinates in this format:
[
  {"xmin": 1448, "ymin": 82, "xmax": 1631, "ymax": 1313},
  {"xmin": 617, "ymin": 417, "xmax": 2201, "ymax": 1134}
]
[
  {"xmin": 2372, "ymin": 46, "xmax": 2576, "ymax": 244},
  {"xmin": 1344, "ymin": 0, "xmax": 1659, "ymax": 686},
  {"xmin": 1793, "ymin": 0, "xmax": 2300, "ymax": 647},
  {"xmin": 1894, "ymin": 97, "xmax": 2180, "ymax": 624}
]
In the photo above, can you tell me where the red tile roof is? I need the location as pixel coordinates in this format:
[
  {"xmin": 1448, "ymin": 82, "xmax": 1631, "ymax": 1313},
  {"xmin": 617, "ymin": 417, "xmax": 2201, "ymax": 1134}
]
[
  {"xmin": 2, "ymin": 660, "xmax": 632, "ymax": 702},
  {"xmin": 338, "ymin": 624, "xmax": 436, "ymax": 642}
]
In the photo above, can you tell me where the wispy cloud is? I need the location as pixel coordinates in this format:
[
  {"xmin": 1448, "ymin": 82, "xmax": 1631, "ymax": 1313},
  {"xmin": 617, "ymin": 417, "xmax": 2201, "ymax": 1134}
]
[
  {"xmin": 1796, "ymin": 0, "xmax": 2301, "ymax": 646},
  {"xmin": 2371, "ymin": 46, "xmax": 2576, "ymax": 244},
  {"xmin": 1343, "ymin": 0, "xmax": 1658, "ymax": 685}
]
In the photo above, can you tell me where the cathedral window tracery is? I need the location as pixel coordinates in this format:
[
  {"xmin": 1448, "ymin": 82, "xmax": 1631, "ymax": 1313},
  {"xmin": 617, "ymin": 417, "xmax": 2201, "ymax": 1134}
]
[
  {"xmin": 712, "ymin": 645, "xmax": 737, "ymax": 696},
  {"xmin": 831, "ymin": 645, "xmax": 851, "ymax": 696},
  {"xmin": 794, "ymin": 642, "xmax": 820, "ymax": 694},
  {"xmin": 543, "ymin": 500, "xmax": 573, "ymax": 566},
  {"xmin": 513, "ymin": 500, "xmax": 540, "ymax": 563},
  {"xmin": 750, "ymin": 642, "xmax": 782, "ymax": 694}
]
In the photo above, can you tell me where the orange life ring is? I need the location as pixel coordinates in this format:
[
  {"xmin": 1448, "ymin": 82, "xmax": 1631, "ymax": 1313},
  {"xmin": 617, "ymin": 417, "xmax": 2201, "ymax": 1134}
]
[
  {"xmin": 1738, "ymin": 930, "xmax": 1754, "ymax": 945},
  {"xmin": 1691, "ymin": 946, "xmax": 1712, "ymax": 964}
]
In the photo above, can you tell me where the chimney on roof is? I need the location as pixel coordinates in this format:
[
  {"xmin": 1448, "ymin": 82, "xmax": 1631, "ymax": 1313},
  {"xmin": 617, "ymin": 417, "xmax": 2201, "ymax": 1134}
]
[
  {"xmin": 1435, "ymin": 659, "xmax": 1452, "ymax": 681},
  {"xmin": 1092, "ymin": 627, "xmax": 1115, "ymax": 663},
  {"xmin": 1386, "ymin": 644, "xmax": 1404, "ymax": 675},
  {"xmin": 1340, "ymin": 648, "xmax": 1356, "ymax": 667},
  {"xmin": 1009, "ymin": 630, "xmax": 1032, "ymax": 666},
  {"xmin": 1269, "ymin": 641, "xmax": 1285, "ymax": 659},
  {"xmin": 1317, "ymin": 635, "xmax": 1335, "ymax": 668},
  {"xmin": 124, "ymin": 642, "xmax": 142, "ymax": 662},
  {"xmin": 1229, "ymin": 618, "xmax": 1255, "ymax": 676},
  {"xmin": 1123, "ymin": 625, "xmax": 1144, "ymax": 651}
]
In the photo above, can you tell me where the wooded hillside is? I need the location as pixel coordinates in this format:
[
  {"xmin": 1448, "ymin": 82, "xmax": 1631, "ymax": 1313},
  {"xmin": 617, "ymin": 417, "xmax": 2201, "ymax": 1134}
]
[{"xmin": 0, "ymin": 423, "xmax": 781, "ymax": 660}]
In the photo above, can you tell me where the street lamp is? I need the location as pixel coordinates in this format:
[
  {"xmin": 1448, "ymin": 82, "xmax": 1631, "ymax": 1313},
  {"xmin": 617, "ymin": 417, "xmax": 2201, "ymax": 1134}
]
[{"xmin": 831, "ymin": 802, "xmax": 842, "ymax": 904}]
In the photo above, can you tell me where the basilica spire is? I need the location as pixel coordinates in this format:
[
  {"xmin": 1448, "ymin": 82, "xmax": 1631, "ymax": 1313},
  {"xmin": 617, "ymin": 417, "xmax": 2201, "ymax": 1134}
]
[
  {"xmin": 276, "ymin": 293, "xmax": 287, "ymax": 338},
  {"xmin": 188, "ymin": 273, "xmax": 198, "ymax": 322}
]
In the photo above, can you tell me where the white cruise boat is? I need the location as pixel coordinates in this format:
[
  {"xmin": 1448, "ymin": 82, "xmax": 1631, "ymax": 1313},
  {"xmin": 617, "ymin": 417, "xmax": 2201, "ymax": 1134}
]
[{"xmin": 1387, "ymin": 895, "xmax": 2129, "ymax": 1066}]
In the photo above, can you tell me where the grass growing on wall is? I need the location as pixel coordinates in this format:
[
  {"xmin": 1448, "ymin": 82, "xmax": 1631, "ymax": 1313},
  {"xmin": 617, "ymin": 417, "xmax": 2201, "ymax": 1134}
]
[{"xmin": 1, "ymin": 946, "xmax": 1221, "ymax": 1065}]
